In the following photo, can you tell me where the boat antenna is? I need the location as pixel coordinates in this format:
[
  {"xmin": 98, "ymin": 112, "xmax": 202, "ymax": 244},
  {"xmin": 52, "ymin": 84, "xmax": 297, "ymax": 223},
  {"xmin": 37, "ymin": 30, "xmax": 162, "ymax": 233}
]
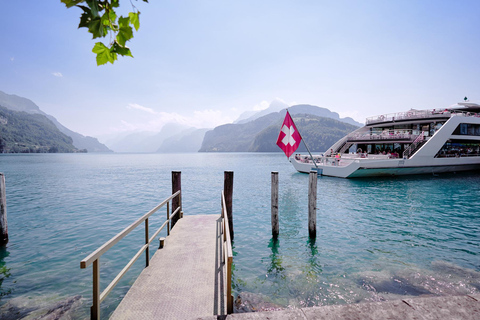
[{"xmin": 288, "ymin": 108, "xmax": 318, "ymax": 168}]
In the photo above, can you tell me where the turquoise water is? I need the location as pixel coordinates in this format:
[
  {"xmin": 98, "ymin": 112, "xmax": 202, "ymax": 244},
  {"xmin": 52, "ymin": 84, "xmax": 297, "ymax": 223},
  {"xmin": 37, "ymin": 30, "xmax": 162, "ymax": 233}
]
[{"xmin": 0, "ymin": 153, "xmax": 479, "ymax": 318}]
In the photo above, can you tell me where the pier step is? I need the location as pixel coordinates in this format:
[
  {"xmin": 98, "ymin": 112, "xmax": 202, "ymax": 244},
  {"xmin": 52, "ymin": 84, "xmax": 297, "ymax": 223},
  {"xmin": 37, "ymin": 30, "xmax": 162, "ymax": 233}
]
[{"xmin": 110, "ymin": 214, "xmax": 226, "ymax": 320}]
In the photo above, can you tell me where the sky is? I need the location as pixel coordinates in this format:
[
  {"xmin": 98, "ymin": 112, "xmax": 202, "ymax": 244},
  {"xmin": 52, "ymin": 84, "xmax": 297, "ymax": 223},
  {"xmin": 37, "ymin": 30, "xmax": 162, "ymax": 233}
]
[{"xmin": 1, "ymin": 0, "xmax": 479, "ymax": 140}]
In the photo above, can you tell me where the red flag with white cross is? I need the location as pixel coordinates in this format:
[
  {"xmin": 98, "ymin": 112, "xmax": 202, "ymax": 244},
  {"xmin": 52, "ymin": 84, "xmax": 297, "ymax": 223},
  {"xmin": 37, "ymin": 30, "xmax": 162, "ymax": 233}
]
[{"xmin": 276, "ymin": 110, "xmax": 302, "ymax": 157}]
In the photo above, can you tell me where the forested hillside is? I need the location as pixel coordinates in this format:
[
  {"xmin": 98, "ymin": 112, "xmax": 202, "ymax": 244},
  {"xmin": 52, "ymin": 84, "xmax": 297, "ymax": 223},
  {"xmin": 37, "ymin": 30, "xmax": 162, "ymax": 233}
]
[
  {"xmin": 199, "ymin": 111, "xmax": 359, "ymax": 152},
  {"xmin": 0, "ymin": 90, "xmax": 111, "ymax": 152},
  {"xmin": 251, "ymin": 114, "xmax": 359, "ymax": 152},
  {"xmin": 0, "ymin": 106, "xmax": 81, "ymax": 153}
]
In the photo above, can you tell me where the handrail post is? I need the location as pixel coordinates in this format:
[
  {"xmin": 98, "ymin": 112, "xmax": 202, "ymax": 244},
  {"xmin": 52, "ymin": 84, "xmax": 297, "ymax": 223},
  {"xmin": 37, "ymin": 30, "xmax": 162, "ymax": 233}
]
[
  {"xmin": 221, "ymin": 193, "xmax": 226, "ymax": 243},
  {"xmin": 145, "ymin": 218, "xmax": 149, "ymax": 267},
  {"xmin": 308, "ymin": 170, "xmax": 317, "ymax": 239},
  {"xmin": 172, "ymin": 171, "xmax": 182, "ymax": 228},
  {"xmin": 271, "ymin": 172, "xmax": 279, "ymax": 239},
  {"xmin": 0, "ymin": 173, "xmax": 8, "ymax": 246},
  {"xmin": 224, "ymin": 171, "xmax": 234, "ymax": 241},
  {"xmin": 167, "ymin": 201, "xmax": 170, "ymax": 236},
  {"xmin": 92, "ymin": 259, "xmax": 100, "ymax": 320},
  {"xmin": 227, "ymin": 256, "xmax": 233, "ymax": 313}
]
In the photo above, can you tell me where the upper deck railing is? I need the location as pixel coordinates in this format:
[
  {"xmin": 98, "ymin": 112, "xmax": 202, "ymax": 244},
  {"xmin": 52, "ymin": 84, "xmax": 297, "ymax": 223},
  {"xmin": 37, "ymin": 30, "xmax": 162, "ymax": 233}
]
[
  {"xmin": 365, "ymin": 109, "xmax": 451, "ymax": 125},
  {"xmin": 346, "ymin": 129, "xmax": 418, "ymax": 142},
  {"xmin": 366, "ymin": 108, "xmax": 480, "ymax": 125}
]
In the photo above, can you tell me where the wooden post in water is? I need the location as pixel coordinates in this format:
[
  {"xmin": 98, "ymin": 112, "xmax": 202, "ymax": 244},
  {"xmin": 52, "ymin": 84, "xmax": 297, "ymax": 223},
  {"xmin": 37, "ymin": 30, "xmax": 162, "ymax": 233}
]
[
  {"xmin": 308, "ymin": 170, "xmax": 317, "ymax": 238},
  {"xmin": 224, "ymin": 171, "xmax": 234, "ymax": 240},
  {"xmin": 271, "ymin": 172, "xmax": 279, "ymax": 238},
  {"xmin": 0, "ymin": 173, "xmax": 8, "ymax": 246},
  {"xmin": 172, "ymin": 171, "xmax": 182, "ymax": 228}
]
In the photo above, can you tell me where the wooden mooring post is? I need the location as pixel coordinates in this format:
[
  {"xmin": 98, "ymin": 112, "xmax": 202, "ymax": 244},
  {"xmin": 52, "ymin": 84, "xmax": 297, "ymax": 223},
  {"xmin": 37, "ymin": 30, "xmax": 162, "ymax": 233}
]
[
  {"xmin": 271, "ymin": 172, "xmax": 279, "ymax": 238},
  {"xmin": 171, "ymin": 171, "xmax": 182, "ymax": 228},
  {"xmin": 308, "ymin": 170, "xmax": 317, "ymax": 238},
  {"xmin": 224, "ymin": 171, "xmax": 234, "ymax": 240},
  {"xmin": 0, "ymin": 173, "xmax": 7, "ymax": 246}
]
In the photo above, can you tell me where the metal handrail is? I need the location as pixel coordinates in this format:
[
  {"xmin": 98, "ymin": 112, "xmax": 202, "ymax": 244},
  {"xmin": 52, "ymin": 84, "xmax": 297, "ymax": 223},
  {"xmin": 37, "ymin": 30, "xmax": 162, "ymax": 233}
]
[
  {"xmin": 403, "ymin": 132, "xmax": 425, "ymax": 159},
  {"xmin": 366, "ymin": 109, "xmax": 480, "ymax": 125},
  {"xmin": 81, "ymin": 190, "xmax": 181, "ymax": 320},
  {"xmin": 221, "ymin": 190, "xmax": 233, "ymax": 314},
  {"xmin": 347, "ymin": 129, "xmax": 418, "ymax": 142}
]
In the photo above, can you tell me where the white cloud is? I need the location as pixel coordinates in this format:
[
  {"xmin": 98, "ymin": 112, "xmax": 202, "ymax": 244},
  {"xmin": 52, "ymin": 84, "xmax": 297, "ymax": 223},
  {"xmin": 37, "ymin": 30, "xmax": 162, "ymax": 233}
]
[
  {"xmin": 127, "ymin": 103, "xmax": 156, "ymax": 114},
  {"xmin": 52, "ymin": 72, "xmax": 63, "ymax": 77},
  {"xmin": 10, "ymin": 57, "xmax": 14, "ymax": 62},
  {"xmin": 274, "ymin": 97, "xmax": 290, "ymax": 106},
  {"xmin": 190, "ymin": 109, "xmax": 233, "ymax": 128},
  {"xmin": 112, "ymin": 108, "xmax": 235, "ymax": 134},
  {"xmin": 252, "ymin": 101, "xmax": 269, "ymax": 111}
]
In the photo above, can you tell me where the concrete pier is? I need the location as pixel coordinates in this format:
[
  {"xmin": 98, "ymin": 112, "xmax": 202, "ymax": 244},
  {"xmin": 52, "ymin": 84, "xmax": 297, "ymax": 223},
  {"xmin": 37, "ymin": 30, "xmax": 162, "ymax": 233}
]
[
  {"xmin": 106, "ymin": 213, "xmax": 479, "ymax": 320},
  {"xmin": 110, "ymin": 214, "xmax": 227, "ymax": 319}
]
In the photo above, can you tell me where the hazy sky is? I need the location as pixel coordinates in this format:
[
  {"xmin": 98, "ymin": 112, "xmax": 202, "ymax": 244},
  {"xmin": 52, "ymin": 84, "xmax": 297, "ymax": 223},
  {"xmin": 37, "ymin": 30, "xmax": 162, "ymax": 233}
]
[{"xmin": 1, "ymin": 0, "xmax": 479, "ymax": 138}]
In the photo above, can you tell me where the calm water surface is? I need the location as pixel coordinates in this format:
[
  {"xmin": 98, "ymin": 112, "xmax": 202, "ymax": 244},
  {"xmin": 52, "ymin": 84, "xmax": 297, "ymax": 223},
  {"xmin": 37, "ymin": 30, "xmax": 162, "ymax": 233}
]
[{"xmin": 0, "ymin": 153, "xmax": 479, "ymax": 318}]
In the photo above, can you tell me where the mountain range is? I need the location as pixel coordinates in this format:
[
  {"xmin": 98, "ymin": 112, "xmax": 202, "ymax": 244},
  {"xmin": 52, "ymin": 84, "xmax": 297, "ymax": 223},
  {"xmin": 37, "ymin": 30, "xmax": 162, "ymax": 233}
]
[
  {"xmin": 104, "ymin": 101, "xmax": 362, "ymax": 153},
  {"xmin": 0, "ymin": 90, "xmax": 363, "ymax": 154},
  {"xmin": 199, "ymin": 105, "xmax": 360, "ymax": 152},
  {"xmin": 102, "ymin": 123, "xmax": 209, "ymax": 153},
  {"xmin": 0, "ymin": 90, "xmax": 111, "ymax": 153},
  {"xmin": 0, "ymin": 105, "xmax": 80, "ymax": 153}
]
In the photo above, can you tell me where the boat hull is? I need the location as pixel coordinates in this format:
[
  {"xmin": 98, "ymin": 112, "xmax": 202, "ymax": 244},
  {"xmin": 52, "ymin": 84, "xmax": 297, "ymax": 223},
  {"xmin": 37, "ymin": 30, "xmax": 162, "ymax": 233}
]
[{"xmin": 290, "ymin": 157, "xmax": 480, "ymax": 178}]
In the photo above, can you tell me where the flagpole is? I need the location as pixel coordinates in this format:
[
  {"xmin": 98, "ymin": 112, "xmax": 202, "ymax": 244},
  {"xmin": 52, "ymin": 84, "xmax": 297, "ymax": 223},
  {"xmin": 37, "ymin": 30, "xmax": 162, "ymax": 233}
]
[
  {"xmin": 301, "ymin": 136, "xmax": 319, "ymax": 169},
  {"xmin": 287, "ymin": 110, "xmax": 318, "ymax": 169}
]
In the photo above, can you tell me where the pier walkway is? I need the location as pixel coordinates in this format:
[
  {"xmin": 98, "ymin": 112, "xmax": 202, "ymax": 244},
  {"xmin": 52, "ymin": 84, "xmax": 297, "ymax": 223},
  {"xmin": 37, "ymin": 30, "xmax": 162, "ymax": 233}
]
[{"xmin": 110, "ymin": 214, "xmax": 227, "ymax": 320}]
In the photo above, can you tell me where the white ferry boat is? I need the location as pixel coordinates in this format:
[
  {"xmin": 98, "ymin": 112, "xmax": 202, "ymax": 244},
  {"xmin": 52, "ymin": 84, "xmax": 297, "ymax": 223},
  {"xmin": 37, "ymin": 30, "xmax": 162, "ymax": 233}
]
[{"xmin": 290, "ymin": 102, "xmax": 480, "ymax": 178}]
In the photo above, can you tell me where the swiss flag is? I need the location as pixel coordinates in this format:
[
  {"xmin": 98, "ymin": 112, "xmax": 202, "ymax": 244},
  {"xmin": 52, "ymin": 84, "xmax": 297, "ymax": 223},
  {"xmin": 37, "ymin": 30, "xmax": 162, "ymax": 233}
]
[{"xmin": 276, "ymin": 111, "xmax": 302, "ymax": 157}]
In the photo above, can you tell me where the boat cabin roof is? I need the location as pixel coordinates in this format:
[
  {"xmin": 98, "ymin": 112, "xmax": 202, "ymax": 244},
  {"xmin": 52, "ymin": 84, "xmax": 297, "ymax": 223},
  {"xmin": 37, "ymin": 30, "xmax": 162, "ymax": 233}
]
[{"xmin": 452, "ymin": 102, "xmax": 480, "ymax": 113}]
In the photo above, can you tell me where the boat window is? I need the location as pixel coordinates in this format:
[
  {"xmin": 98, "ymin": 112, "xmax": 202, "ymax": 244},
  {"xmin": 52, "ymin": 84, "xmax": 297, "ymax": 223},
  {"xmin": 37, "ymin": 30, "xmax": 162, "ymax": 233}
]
[
  {"xmin": 435, "ymin": 139, "xmax": 480, "ymax": 158},
  {"xmin": 453, "ymin": 123, "xmax": 480, "ymax": 136}
]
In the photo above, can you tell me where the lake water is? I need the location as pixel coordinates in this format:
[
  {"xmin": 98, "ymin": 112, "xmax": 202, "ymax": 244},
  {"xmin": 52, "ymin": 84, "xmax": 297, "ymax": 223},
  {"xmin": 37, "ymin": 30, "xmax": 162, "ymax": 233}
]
[{"xmin": 0, "ymin": 153, "xmax": 479, "ymax": 318}]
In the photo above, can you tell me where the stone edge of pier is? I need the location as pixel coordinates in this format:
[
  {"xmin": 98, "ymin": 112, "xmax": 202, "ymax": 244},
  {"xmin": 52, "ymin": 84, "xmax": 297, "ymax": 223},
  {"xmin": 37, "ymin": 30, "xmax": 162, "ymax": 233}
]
[{"xmin": 196, "ymin": 293, "xmax": 480, "ymax": 320}]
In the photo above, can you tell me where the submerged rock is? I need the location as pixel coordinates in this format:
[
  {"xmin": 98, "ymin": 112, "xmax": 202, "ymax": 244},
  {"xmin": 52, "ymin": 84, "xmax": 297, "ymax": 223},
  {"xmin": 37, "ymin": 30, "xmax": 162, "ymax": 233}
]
[
  {"xmin": 234, "ymin": 292, "xmax": 284, "ymax": 313},
  {"xmin": 353, "ymin": 261, "xmax": 480, "ymax": 302},
  {"xmin": 0, "ymin": 295, "xmax": 82, "ymax": 320}
]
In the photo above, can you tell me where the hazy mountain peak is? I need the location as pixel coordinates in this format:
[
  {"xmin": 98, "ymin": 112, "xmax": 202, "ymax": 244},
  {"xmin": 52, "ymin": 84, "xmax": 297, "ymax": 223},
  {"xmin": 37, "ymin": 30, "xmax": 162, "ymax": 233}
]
[
  {"xmin": 235, "ymin": 99, "xmax": 290, "ymax": 124},
  {"xmin": 269, "ymin": 98, "xmax": 289, "ymax": 112},
  {"xmin": 0, "ymin": 90, "xmax": 43, "ymax": 114},
  {"xmin": 0, "ymin": 90, "xmax": 111, "ymax": 152}
]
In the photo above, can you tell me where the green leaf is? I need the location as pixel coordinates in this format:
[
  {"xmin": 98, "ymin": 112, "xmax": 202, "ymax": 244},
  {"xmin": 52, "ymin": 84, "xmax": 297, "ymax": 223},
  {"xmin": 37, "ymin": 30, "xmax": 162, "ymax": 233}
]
[
  {"xmin": 111, "ymin": 0, "xmax": 120, "ymax": 8},
  {"xmin": 112, "ymin": 41, "xmax": 134, "ymax": 58},
  {"xmin": 85, "ymin": 0, "xmax": 100, "ymax": 18},
  {"xmin": 116, "ymin": 16, "xmax": 133, "ymax": 46},
  {"xmin": 92, "ymin": 42, "xmax": 116, "ymax": 65},
  {"xmin": 128, "ymin": 12, "xmax": 140, "ymax": 31},
  {"xmin": 109, "ymin": 9, "xmax": 117, "ymax": 26},
  {"xmin": 61, "ymin": 0, "xmax": 85, "ymax": 8},
  {"xmin": 78, "ymin": 13, "xmax": 90, "ymax": 29},
  {"xmin": 77, "ymin": 6, "xmax": 92, "ymax": 29},
  {"xmin": 118, "ymin": 16, "xmax": 130, "ymax": 29},
  {"xmin": 101, "ymin": 10, "xmax": 116, "ymax": 31},
  {"xmin": 87, "ymin": 17, "xmax": 106, "ymax": 38}
]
